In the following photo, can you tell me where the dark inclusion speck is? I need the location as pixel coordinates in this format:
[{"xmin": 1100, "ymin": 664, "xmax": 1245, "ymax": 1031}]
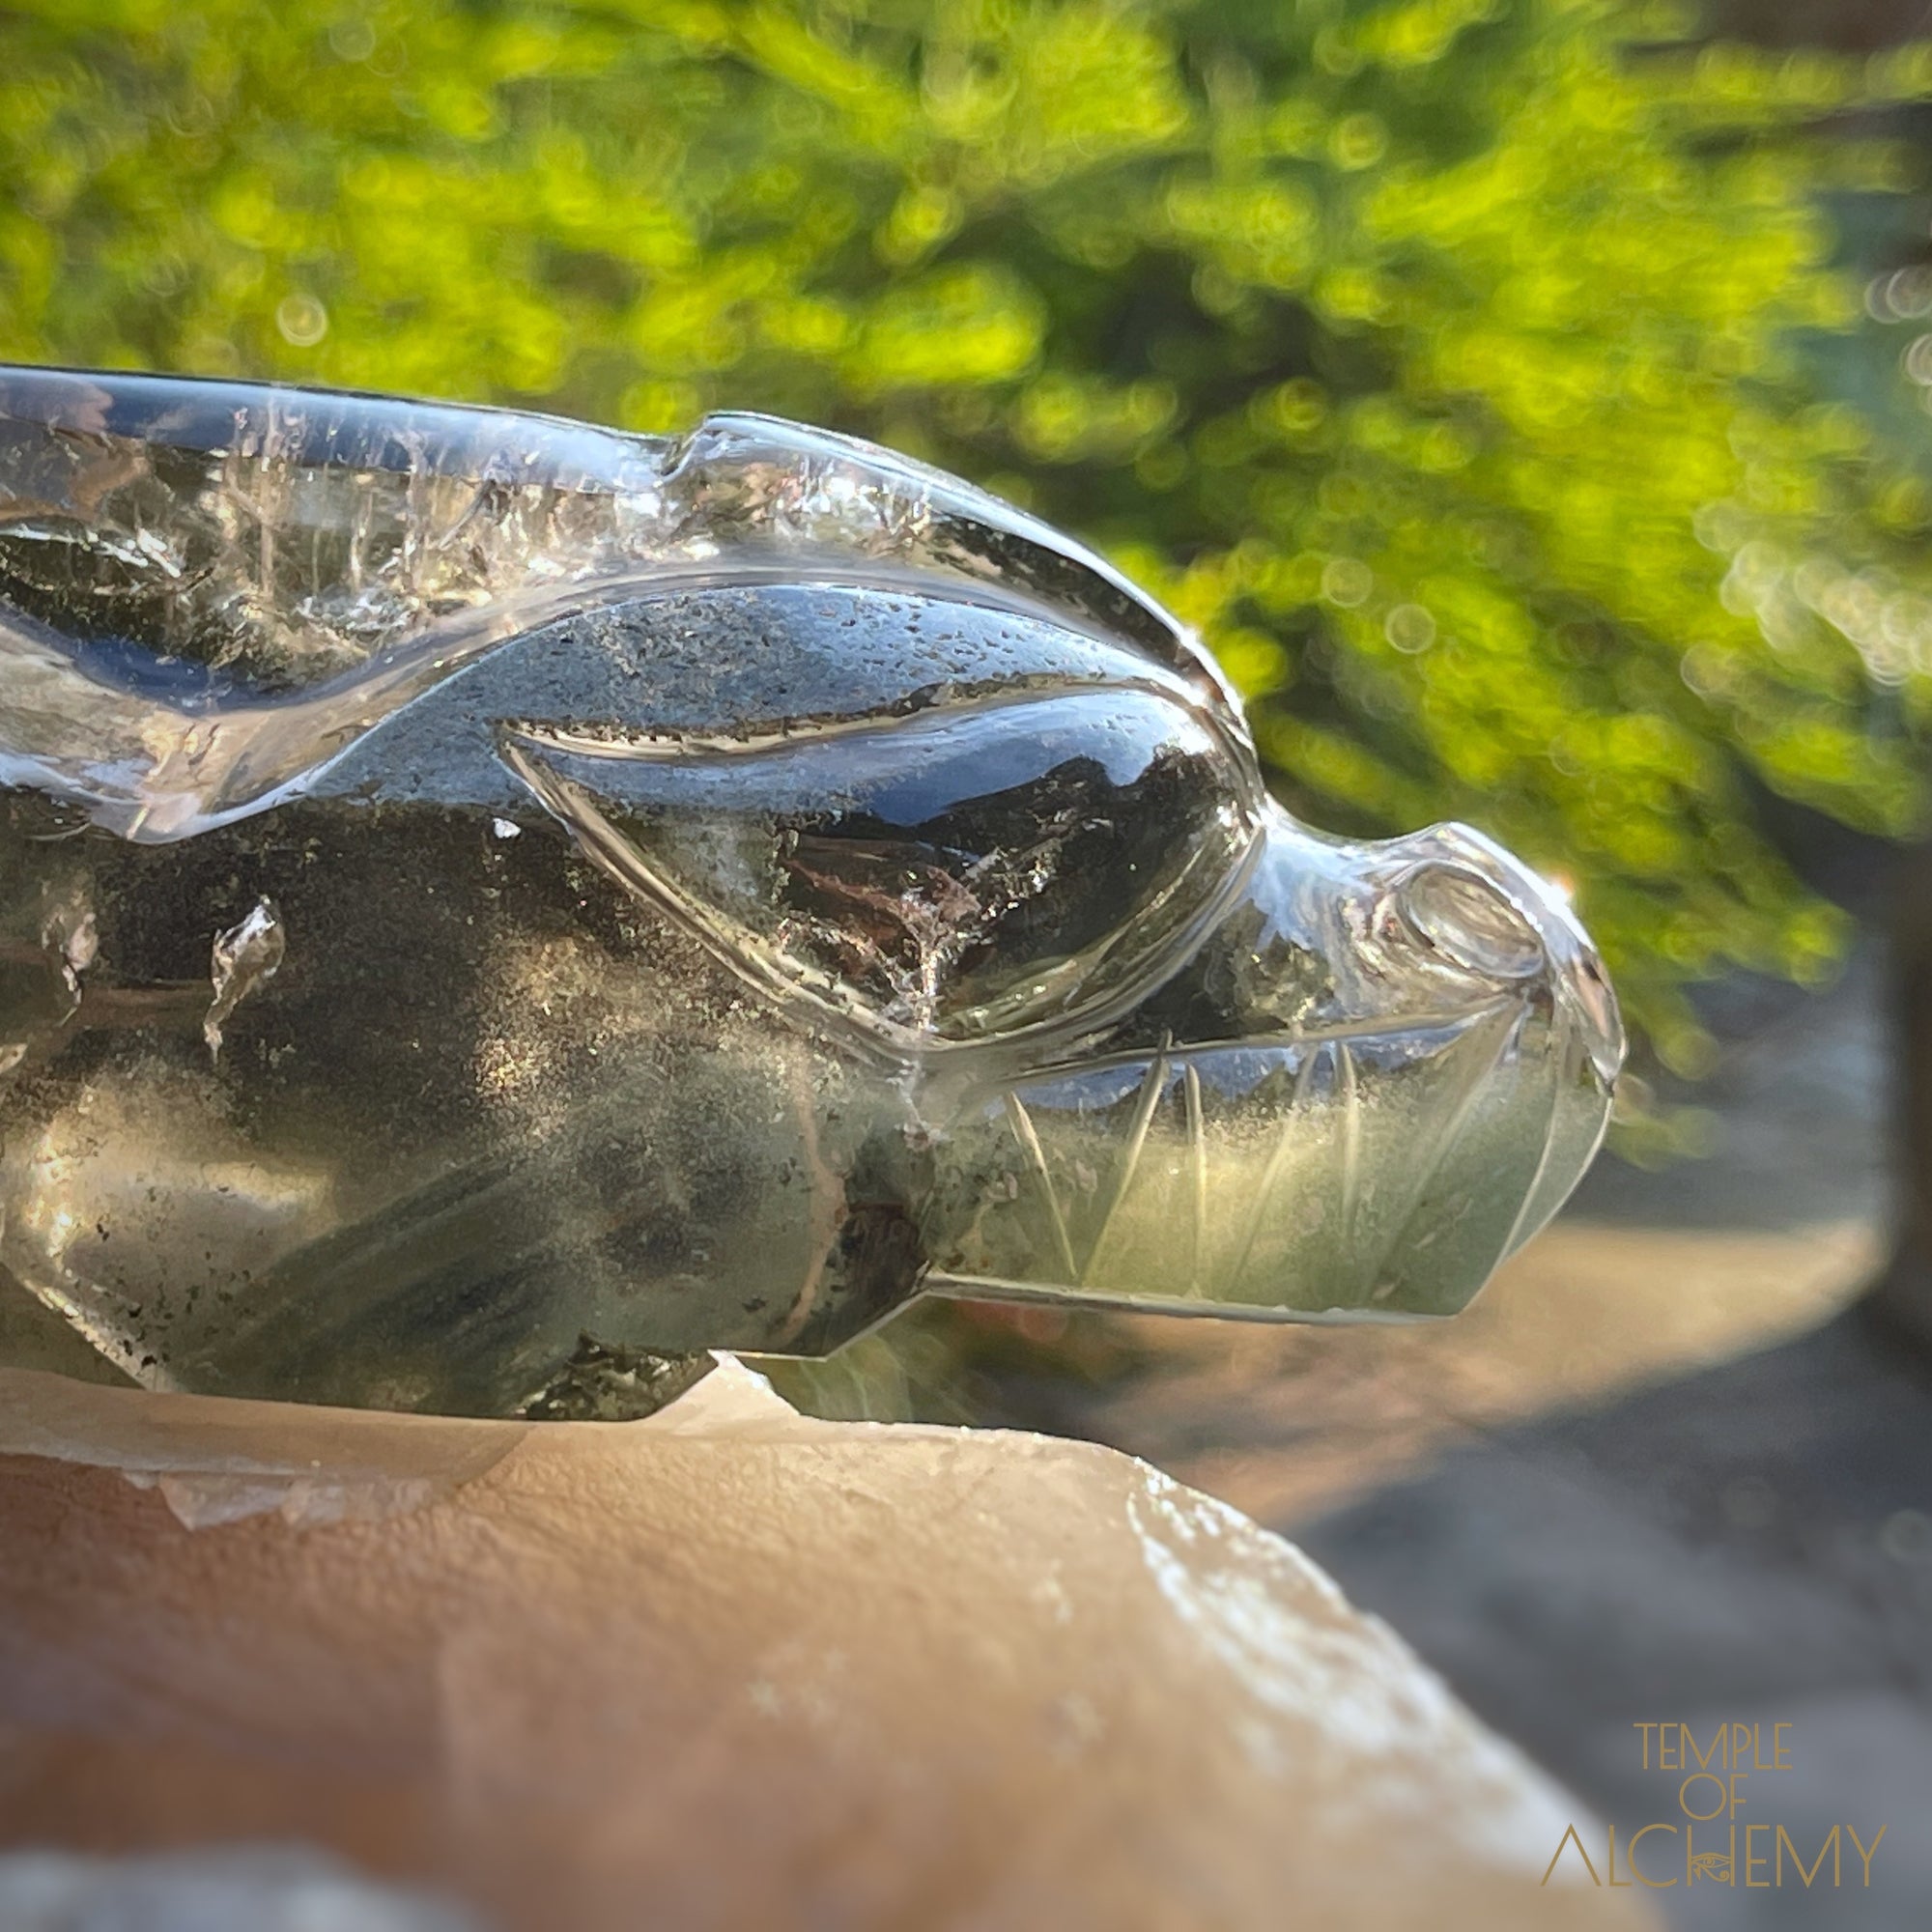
[{"xmin": 518, "ymin": 1337, "xmax": 716, "ymax": 1424}]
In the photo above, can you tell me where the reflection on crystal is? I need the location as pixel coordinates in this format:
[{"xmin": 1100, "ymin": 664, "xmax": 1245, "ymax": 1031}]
[
  {"xmin": 0, "ymin": 367, "xmax": 1623, "ymax": 1415},
  {"xmin": 205, "ymin": 896, "xmax": 284, "ymax": 1057}
]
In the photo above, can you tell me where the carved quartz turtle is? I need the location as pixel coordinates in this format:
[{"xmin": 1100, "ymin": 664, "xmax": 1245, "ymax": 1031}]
[{"xmin": 0, "ymin": 368, "xmax": 1622, "ymax": 1416}]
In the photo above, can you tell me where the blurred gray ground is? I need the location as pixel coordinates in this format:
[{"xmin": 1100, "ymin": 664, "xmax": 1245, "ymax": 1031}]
[
  {"xmin": 1298, "ymin": 1305, "xmax": 1932, "ymax": 1930},
  {"xmin": 1568, "ymin": 945, "xmax": 1891, "ymax": 1236}
]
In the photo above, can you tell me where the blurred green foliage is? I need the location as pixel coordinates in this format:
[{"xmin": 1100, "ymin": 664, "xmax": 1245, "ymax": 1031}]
[{"xmin": 3, "ymin": 0, "xmax": 1932, "ymax": 1078}]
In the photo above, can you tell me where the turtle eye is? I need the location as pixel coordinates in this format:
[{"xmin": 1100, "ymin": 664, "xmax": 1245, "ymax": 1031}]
[
  {"xmin": 502, "ymin": 687, "xmax": 1259, "ymax": 1050},
  {"xmin": 1389, "ymin": 863, "xmax": 1544, "ymax": 980}
]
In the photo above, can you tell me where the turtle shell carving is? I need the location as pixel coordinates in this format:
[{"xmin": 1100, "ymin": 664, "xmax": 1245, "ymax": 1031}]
[{"xmin": 0, "ymin": 368, "xmax": 1621, "ymax": 1416}]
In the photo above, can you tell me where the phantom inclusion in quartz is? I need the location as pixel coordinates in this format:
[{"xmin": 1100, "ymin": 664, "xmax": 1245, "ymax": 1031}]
[{"xmin": 0, "ymin": 367, "xmax": 1622, "ymax": 1417}]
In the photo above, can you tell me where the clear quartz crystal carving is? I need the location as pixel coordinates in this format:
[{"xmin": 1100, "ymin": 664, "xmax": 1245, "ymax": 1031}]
[{"xmin": 0, "ymin": 368, "xmax": 1622, "ymax": 1417}]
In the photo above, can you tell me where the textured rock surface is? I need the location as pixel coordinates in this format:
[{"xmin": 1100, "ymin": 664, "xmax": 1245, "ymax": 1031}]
[{"xmin": 0, "ymin": 1360, "xmax": 1651, "ymax": 1931}]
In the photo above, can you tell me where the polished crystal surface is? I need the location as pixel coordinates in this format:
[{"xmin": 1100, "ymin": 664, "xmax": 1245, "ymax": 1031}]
[{"xmin": 0, "ymin": 367, "xmax": 1623, "ymax": 1416}]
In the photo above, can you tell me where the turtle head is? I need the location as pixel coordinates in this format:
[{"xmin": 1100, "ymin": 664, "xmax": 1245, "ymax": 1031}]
[{"xmin": 917, "ymin": 791, "xmax": 1622, "ymax": 1323}]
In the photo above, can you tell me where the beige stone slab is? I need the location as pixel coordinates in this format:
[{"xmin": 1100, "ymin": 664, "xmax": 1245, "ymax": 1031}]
[{"xmin": 0, "ymin": 1360, "xmax": 1652, "ymax": 1930}]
